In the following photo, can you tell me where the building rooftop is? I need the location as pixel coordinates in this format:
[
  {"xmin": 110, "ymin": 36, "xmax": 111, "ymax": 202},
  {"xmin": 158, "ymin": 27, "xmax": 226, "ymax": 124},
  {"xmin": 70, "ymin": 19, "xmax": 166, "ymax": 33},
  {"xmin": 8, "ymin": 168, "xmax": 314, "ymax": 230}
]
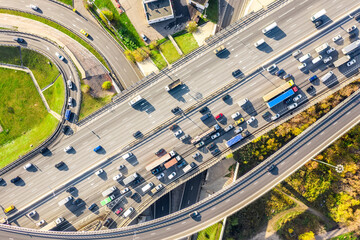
[
  {"xmin": 191, "ymin": 0, "xmax": 208, "ymax": 5},
  {"xmin": 143, "ymin": 0, "xmax": 174, "ymax": 23}
]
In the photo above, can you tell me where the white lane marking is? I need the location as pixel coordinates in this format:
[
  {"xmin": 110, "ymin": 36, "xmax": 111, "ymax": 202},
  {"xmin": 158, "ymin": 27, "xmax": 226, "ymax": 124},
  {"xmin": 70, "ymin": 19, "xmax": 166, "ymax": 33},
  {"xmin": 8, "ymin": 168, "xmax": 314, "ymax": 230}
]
[
  {"xmin": 240, "ymin": 190, "xmax": 244, "ymax": 193},
  {"xmin": 225, "ymin": 199, "xmax": 230, "ymax": 202},
  {"xmin": 211, "ymin": 207, "xmax": 216, "ymax": 211},
  {"xmin": 286, "ymin": 17, "xmax": 293, "ymax": 23},
  {"xmin": 182, "ymin": 221, "xmax": 186, "ymax": 224},
  {"xmin": 346, "ymin": 111, "xmax": 351, "ymax": 115},
  {"xmin": 333, "ymin": 121, "xmax": 337, "ymax": 125},
  {"xmin": 254, "ymin": 181, "xmax": 258, "ymax": 185},
  {"xmin": 320, "ymin": 132, "xmax": 324, "ymax": 135},
  {"xmin": 294, "ymin": 152, "xmax": 298, "ymax": 155},
  {"xmin": 278, "ymin": 7, "xmax": 295, "ymax": 19},
  {"xmin": 250, "ymin": 82, "xmax": 256, "ymax": 86},
  {"xmin": 106, "ymin": 45, "xmax": 109, "ymax": 49},
  {"xmin": 307, "ymin": 5, "xmax": 313, "ymax": 10},
  {"xmin": 306, "ymin": 141, "xmax": 311, "ymax": 145}
]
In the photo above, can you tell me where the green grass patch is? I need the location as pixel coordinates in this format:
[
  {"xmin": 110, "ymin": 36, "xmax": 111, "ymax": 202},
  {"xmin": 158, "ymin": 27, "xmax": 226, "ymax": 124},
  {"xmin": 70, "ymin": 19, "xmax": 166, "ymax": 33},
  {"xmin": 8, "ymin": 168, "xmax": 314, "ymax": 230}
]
[
  {"xmin": 79, "ymin": 91, "xmax": 113, "ymax": 120},
  {"xmin": 0, "ymin": 46, "xmax": 21, "ymax": 65},
  {"xmin": 22, "ymin": 48, "xmax": 60, "ymax": 89},
  {"xmin": 157, "ymin": 38, "xmax": 168, "ymax": 45},
  {"xmin": 91, "ymin": 0, "xmax": 144, "ymax": 49},
  {"xmin": 159, "ymin": 41, "xmax": 181, "ymax": 64},
  {"xmin": 174, "ymin": 33, "xmax": 199, "ymax": 55},
  {"xmin": 58, "ymin": 0, "xmax": 73, "ymax": 6},
  {"xmin": 42, "ymin": 75, "xmax": 65, "ymax": 115},
  {"xmin": 197, "ymin": 221, "xmax": 223, "ymax": 240},
  {"xmin": 0, "ymin": 9, "xmax": 109, "ymax": 71},
  {"xmin": 0, "ymin": 68, "xmax": 58, "ymax": 166},
  {"xmin": 150, "ymin": 50, "xmax": 167, "ymax": 70},
  {"xmin": 330, "ymin": 231, "xmax": 358, "ymax": 240},
  {"xmin": 205, "ymin": 0, "xmax": 219, "ymax": 23}
]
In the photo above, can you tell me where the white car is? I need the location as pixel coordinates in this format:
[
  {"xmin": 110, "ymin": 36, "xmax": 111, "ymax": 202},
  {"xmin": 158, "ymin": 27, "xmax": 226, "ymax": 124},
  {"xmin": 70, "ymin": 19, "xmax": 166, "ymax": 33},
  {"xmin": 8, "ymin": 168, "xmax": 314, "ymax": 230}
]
[
  {"xmin": 118, "ymin": 164, "xmax": 125, "ymax": 170},
  {"xmin": 347, "ymin": 25, "xmax": 357, "ymax": 33},
  {"xmin": 347, "ymin": 59, "xmax": 356, "ymax": 67},
  {"xmin": 169, "ymin": 150, "xmax": 176, "ymax": 157},
  {"xmin": 30, "ymin": 4, "xmax": 39, "ymax": 10},
  {"xmin": 55, "ymin": 52, "xmax": 65, "ymax": 61},
  {"xmin": 120, "ymin": 188, "xmax": 129, "ymax": 194},
  {"xmin": 192, "ymin": 152, "xmax": 201, "ymax": 159},
  {"xmin": 293, "ymin": 94, "xmax": 302, "ymax": 102},
  {"xmin": 224, "ymin": 124, "xmax": 234, "ymax": 132},
  {"xmin": 326, "ymin": 47, "xmax": 336, "ymax": 54},
  {"xmin": 156, "ymin": 173, "xmax": 165, "ymax": 180},
  {"xmin": 234, "ymin": 127, "xmax": 243, "ymax": 134},
  {"xmin": 271, "ymin": 114, "xmax": 280, "ymax": 121},
  {"xmin": 288, "ymin": 103, "xmax": 298, "ymax": 110},
  {"xmin": 292, "ymin": 49, "xmax": 302, "ymax": 58},
  {"xmin": 332, "ymin": 35, "xmax": 342, "ymax": 42},
  {"xmin": 36, "ymin": 220, "xmax": 45, "ymax": 227},
  {"xmin": 298, "ymin": 63, "xmax": 307, "ymax": 70},
  {"xmin": 95, "ymin": 169, "xmax": 104, "ymax": 176},
  {"xmin": 68, "ymin": 97, "xmax": 73, "ymax": 107},
  {"xmin": 23, "ymin": 163, "xmax": 33, "ymax": 170},
  {"xmin": 179, "ymin": 134, "xmax": 189, "ymax": 141},
  {"xmin": 64, "ymin": 145, "xmax": 73, "ymax": 152},
  {"xmin": 247, "ymin": 116, "xmax": 255, "ymax": 124},
  {"xmin": 113, "ymin": 174, "xmax": 122, "ymax": 181},
  {"xmin": 323, "ymin": 56, "xmax": 332, "ymax": 64},
  {"xmin": 27, "ymin": 210, "xmax": 36, "ymax": 218},
  {"xmin": 176, "ymin": 155, "xmax": 182, "ymax": 161},
  {"xmin": 67, "ymin": 80, "xmax": 73, "ymax": 89},
  {"xmin": 211, "ymin": 132, "xmax": 220, "ymax": 140},
  {"xmin": 174, "ymin": 130, "xmax": 183, "ymax": 137},
  {"xmin": 231, "ymin": 112, "xmax": 241, "ymax": 119},
  {"xmin": 168, "ymin": 172, "xmax": 176, "ymax": 180},
  {"xmin": 266, "ymin": 64, "xmax": 277, "ymax": 72}
]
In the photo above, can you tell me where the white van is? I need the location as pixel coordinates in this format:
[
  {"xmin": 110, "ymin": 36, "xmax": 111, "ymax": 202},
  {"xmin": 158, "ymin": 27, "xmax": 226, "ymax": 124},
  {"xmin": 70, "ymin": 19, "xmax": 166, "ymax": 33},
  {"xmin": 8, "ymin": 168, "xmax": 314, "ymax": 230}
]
[
  {"xmin": 141, "ymin": 182, "xmax": 154, "ymax": 193},
  {"xmin": 312, "ymin": 55, "xmax": 323, "ymax": 64},
  {"xmin": 299, "ymin": 53, "xmax": 311, "ymax": 63},
  {"xmin": 298, "ymin": 63, "xmax": 307, "ymax": 70},
  {"xmin": 321, "ymin": 71, "xmax": 333, "ymax": 82},
  {"xmin": 122, "ymin": 152, "xmax": 133, "ymax": 160},
  {"xmin": 262, "ymin": 22, "xmax": 277, "ymax": 34},
  {"xmin": 123, "ymin": 207, "xmax": 134, "ymax": 218},
  {"xmin": 254, "ymin": 39, "xmax": 265, "ymax": 47},
  {"xmin": 102, "ymin": 186, "xmax": 117, "ymax": 197}
]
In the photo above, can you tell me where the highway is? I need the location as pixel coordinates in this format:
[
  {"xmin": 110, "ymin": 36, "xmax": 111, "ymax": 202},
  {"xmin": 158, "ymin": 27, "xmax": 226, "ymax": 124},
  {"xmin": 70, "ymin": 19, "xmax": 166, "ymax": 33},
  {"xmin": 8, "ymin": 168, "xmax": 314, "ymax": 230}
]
[
  {"xmin": 0, "ymin": 0, "xmax": 142, "ymax": 88},
  {"xmin": 0, "ymin": 75, "xmax": 359, "ymax": 239},
  {"xmin": 1, "ymin": 0, "xmax": 360, "ymax": 233}
]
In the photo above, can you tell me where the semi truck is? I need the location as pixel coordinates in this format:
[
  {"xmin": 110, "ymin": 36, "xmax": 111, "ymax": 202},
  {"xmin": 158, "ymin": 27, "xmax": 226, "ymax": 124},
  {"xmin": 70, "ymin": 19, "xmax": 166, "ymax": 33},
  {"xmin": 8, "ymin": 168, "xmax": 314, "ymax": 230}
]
[
  {"xmin": 342, "ymin": 40, "xmax": 360, "ymax": 55},
  {"xmin": 191, "ymin": 124, "xmax": 220, "ymax": 144},
  {"xmin": 100, "ymin": 195, "xmax": 115, "ymax": 206},
  {"xmin": 315, "ymin": 43, "xmax": 329, "ymax": 53},
  {"xmin": 123, "ymin": 173, "xmax": 139, "ymax": 185},
  {"xmin": 145, "ymin": 153, "xmax": 174, "ymax": 171},
  {"xmin": 183, "ymin": 163, "xmax": 195, "ymax": 173},
  {"xmin": 310, "ymin": 9, "xmax": 326, "ymax": 21},
  {"xmin": 102, "ymin": 186, "xmax": 117, "ymax": 197},
  {"xmin": 128, "ymin": 95, "xmax": 143, "ymax": 106},
  {"xmin": 58, "ymin": 196, "xmax": 73, "ymax": 206},
  {"xmin": 333, "ymin": 55, "xmax": 351, "ymax": 67},
  {"xmin": 40, "ymin": 217, "xmax": 65, "ymax": 231},
  {"xmin": 165, "ymin": 79, "xmax": 182, "ymax": 91},
  {"xmin": 226, "ymin": 131, "xmax": 249, "ymax": 147},
  {"xmin": 262, "ymin": 22, "xmax": 277, "ymax": 34}
]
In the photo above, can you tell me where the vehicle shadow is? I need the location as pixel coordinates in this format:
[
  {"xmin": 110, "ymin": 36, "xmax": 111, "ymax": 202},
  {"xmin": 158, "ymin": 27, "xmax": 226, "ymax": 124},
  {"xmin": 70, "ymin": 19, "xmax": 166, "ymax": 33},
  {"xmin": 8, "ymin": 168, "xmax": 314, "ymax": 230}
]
[
  {"xmin": 168, "ymin": 84, "xmax": 190, "ymax": 102},
  {"xmin": 258, "ymin": 43, "xmax": 273, "ymax": 53}
]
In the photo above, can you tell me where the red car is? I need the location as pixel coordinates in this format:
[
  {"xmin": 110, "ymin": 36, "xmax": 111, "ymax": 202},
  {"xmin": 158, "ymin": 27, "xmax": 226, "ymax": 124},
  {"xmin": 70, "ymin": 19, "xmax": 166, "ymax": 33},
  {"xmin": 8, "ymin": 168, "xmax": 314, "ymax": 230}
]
[
  {"xmin": 215, "ymin": 113, "xmax": 224, "ymax": 120},
  {"xmin": 155, "ymin": 148, "xmax": 166, "ymax": 157},
  {"xmin": 115, "ymin": 208, "xmax": 123, "ymax": 215}
]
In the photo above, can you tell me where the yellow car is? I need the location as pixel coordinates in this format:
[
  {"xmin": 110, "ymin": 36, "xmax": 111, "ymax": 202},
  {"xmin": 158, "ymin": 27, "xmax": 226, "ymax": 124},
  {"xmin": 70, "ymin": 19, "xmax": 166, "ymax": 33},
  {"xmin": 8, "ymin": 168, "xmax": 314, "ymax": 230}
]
[
  {"xmin": 213, "ymin": 45, "xmax": 225, "ymax": 55},
  {"xmin": 80, "ymin": 29, "xmax": 89, "ymax": 37},
  {"xmin": 234, "ymin": 118, "xmax": 245, "ymax": 126}
]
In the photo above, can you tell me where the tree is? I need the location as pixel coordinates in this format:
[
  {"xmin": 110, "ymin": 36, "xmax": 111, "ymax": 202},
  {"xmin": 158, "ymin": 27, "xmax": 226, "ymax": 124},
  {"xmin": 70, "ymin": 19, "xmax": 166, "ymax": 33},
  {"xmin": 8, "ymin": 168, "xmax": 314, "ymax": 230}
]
[
  {"xmin": 102, "ymin": 81, "xmax": 112, "ymax": 90},
  {"xmin": 298, "ymin": 231, "xmax": 315, "ymax": 240},
  {"xmin": 101, "ymin": 8, "xmax": 113, "ymax": 21},
  {"xmin": 132, "ymin": 50, "xmax": 145, "ymax": 62},
  {"xmin": 149, "ymin": 41, "xmax": 159, "ymax": 50},
  {"xmin": 124, "ymin": 49, "xmax": 135, "ymax": 62},
  {"xmin": 81, "ymin": 84, "xmax": 91, "ymax": 93},
  {"xmin": 186, "ymin": 21, "xmax": 198, "ymax": 33}
]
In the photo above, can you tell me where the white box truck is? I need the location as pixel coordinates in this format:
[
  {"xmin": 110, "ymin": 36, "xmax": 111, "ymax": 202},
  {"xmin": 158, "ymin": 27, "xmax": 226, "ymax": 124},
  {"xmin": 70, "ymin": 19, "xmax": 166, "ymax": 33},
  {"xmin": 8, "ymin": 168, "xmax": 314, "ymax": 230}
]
[
  {"xmin": 315, "ymin": 43, "xmax": 329, "ymax": 53},
  {"xmin": 262, "ymin": 22, "xmax": 277, "ymax": 34},
  {"xmin": 311, "ymin": 9, "xmax": 326, "ymax": 21},
  {"xmin": 129, "ymin": 95, "xmax": 143, "ymax": 106},
  {"xmin": 102, "ymin": 186, "xmax": 117, "ymax": 197},
  {"xmin": 141, "ymin": 182, "xmax": 154, "ymax": 193},
  {"xmin": 321, "ymin": 71, "xmax": 333, "ymax": 82},
  {"xmin": 123, "ymin": 207, "xmax": 134, "ymax": 218}
]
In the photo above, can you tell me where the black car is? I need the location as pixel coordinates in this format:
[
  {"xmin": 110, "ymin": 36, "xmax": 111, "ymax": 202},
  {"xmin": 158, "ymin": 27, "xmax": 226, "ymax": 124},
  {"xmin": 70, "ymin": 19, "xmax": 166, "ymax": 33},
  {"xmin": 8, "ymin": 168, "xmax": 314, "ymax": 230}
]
[
  {"xmin": 306, "ymin": 86, "xmax": 315, "ymax": 94},
  {"xmin": 354, "ymin": 12, "xmax": 360, "ymax": 21},
  {"xmin": 66, "ymin": 186, "xmax": 76, "ymax": 193},
  {"xmin": 133, "ymin": 131, "xmax": 142, "ymax": 138},
  {"xmin": 232, "ymin": 69, "xmax": 242, "ymax": 78},
  {"xmin": 171, "ymin": 107, "xmax": 181, "ymax": 114},
  {"xmin": 211, "ymin": 149, "xmax": 221, "ymax": 156},
  {"xmin": 315, "ymin": 20, "xmax": 323, "ymax": 27},
  {"xmin": 40, "ymin": 147, "xmax": 49, "ymax": 155},
  {"xmin": 268, "ymin": 164, "xmax": 275, "ymax": 172},
  {"xmin": 130, "ymin": 193, "xmax": 139, "ymax": 200},
  {"xmin": 62, "ymin": 125, "xmax": 70, "ymax": 134},
  {"xmin": 88, "ymin": 203, "xmax": 97, "ymax": 211},
  {"xmin": 104, "ymin": 218, "xmax": 113, "ymax": 227},
  {"xmin": 10, "ymin": 176, "xmax": 21, "ymax": 183},
  {"xmin": 349, "ymin": 32, "xmax": 357, "ymax": 40},
  {"xmin": 275, "ymin": 69, "xmax": 284, "ymax": 76},
  {"xmin": 151, "ymin": 166, "xmax": 162, "ymax": 175},
  {"xmin": 55, "ymin": 161, "xmax": 65, "ymax": 169},
  {"xmin": 13, "ymin": 37, "xmax": 24, "ymax": 43},
  {"xmin": 74, "ymin": 198, "xmax": 83, "ymax": 206},
  {"xmin": 222, "ymin": 95, "xmax": 230, "ymax": 101},
  {"xmin": 207, "ymin": 143, "xmax": 216, "ymax": 150},
  {"xmin": 199, "ymin": 106, "xmax": 209, "ymax": 114}
]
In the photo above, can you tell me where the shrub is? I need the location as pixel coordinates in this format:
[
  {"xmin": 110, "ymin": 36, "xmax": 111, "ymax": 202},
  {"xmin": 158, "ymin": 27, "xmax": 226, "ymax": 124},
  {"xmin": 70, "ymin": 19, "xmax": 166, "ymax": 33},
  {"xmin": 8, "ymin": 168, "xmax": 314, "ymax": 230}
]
[
  {"xmin": 81, "ymin": 84, "xmax": 91, "ymax": 93},
  {"xmin": 102, "ymin": 81, "xmax": 112, "ymax": 90},
  {"xmin": 124, "ymin": 49, "xmax": 135, "ymax": 62},
  {"xmin": 101, "ymin": 8, "xmax": 113, "ymax": 21},
  {"xmin": 186, "ymin": 21, "xmax": 198, "ymax": 33},
  {"xmin": 149, "ymin": 41, "xmax": 159, "ymax": 50}
]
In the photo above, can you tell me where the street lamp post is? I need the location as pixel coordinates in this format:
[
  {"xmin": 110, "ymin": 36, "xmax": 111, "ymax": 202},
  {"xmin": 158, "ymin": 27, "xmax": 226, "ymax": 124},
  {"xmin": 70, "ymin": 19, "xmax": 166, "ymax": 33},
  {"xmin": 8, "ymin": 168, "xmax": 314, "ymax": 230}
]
[{"xmin": 311, "ymin": 158, "xmax": 344, "ymax": 173}]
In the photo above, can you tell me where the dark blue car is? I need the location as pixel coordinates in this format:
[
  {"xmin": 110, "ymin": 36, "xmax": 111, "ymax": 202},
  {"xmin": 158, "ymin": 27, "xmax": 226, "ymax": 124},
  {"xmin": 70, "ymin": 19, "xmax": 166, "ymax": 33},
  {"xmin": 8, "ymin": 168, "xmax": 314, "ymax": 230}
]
[{"xmin": 309, "ymin": 75, "xmax": 318, "ymax": 82}]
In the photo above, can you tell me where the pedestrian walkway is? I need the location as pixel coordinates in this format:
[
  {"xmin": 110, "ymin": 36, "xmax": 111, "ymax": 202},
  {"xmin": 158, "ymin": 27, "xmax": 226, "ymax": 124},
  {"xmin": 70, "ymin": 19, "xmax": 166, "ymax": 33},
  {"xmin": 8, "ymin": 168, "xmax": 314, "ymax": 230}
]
[{"xmin": 168, "ymin": 35, "xmax": 183, "ymax": 56}]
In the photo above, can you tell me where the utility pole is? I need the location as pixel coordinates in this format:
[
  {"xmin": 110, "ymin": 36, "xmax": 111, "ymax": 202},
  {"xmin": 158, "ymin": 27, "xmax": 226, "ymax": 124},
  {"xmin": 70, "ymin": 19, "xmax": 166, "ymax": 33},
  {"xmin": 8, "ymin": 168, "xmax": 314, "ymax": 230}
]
[{"xmin": 311, "ymin": 158, "xmax": 344, "ymax": 173}]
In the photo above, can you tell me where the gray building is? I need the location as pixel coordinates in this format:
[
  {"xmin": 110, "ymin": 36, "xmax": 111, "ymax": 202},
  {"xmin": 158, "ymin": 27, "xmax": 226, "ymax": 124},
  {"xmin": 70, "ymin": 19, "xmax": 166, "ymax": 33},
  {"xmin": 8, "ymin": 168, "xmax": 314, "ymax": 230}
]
[{"xmin": 143, "ymin": 0, "xmax": 175, "ymax": 24}]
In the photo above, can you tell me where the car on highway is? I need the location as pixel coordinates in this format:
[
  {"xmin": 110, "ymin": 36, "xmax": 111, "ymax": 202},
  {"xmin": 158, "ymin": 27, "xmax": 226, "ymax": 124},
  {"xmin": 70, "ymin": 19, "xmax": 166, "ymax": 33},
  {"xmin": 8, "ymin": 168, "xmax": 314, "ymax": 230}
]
[
  {"xmin": 55, "ymin": 52, "xmax": 65, "ymax": 61},
  {"xmin": 104, "ymin": 218, "xmax": 113, "ymax": 228},
  {"xmin": 298, "ymin": 63, "xmax": 306, "ymax": 70},
  {"xmin": 293, "ymin": 94, "xmax": 302, "ymax": 102},
  {"xmin": 195, "ymin": 141, "xmax": 204, "ymax": 148},
  {"xmin": 115, "ymin": 208, "xmax": 124, "ymax": 215},
  {"xmin": 199, "ymin": 106, "xmax": 208, "ymax": 114},
  {"xmin": 66, "ymin": 187, "xmax": 76, "ymax": 194},
  {"xmin": 268, "ymin": 164, "xmax": 276, "ymax": 172},
  {"xmin": 308, "ymin": 75, "xmax": 318, "ymax": 82},
  {"xmin": 67, "ymin": 80, "xmax": 73, "ymax": 89},
  {"xmin": 271, "ymin": 114, "xmax": 280, "ymax": 121},
  {"xmin": 179, "ymin": 134, "xmax": 190, "ymax": 141},
  {"xmin": 207, "ymin": 143, "xmax": 216, "ymax": 150},
  {"xmin": 113, "ymin": 174, "xmax": 122, "ymax": 181},
  {"xmin": 292, "ymin": 49, "xmax": 301, "ymax": 58},
  {"xmin": 192, "ymin": 152, "xmax": 201, "ymax": 159},
  {"xmin": 30, "ymin": 4, "xmax": 39, "ymax": 10},
  {"xmin": 231, "ymin": 112, "xmax": 241, "ymax": 119},
  {"xmin": 222, "ymin": 94, "xmax": 230, "ymax": 101},
  {"xmin": 133, "ymin": 131, "xmax": 142, "ymax": 138},
  {"xmin": 93, "ymin": 145, "xmax": 102, "ymax": 152},
  {"xmin": 213, "ymin": 45, "xmax": 225, "ymax": 55},
  {"xmin": 287, "ymin": 103, "xmax": 298, "ymax": 110},
  {"xmin": 211, "ymin": 149, "xmax": 221, "ymax": 156},
  {"xmin": 64, "ymin": 145, "xmax": 73, "ymax": 152},
  {"xmin": 169, "ymin": 150, "xmax": 176, "ymax": 157},
  {"xmin": 224, "ymin": 124, "xmax": 234, "ymax": 132},
  {"xmin": 169, "ymin": 124, "xmax": 178, "ymax": 131},
  {"xmin": 155, "ymin": 148, "xmax": 166, "ymax": 157},
  {"xmin": 120, "ymin": 188, "xmax": 129, "ymax": 194},
  {"xmin": 88, "ymin": 203, "xmax": 97, "ymax": 211},
  {"xmin": 68, "ymin": 97, "xmax": 73, "ymax": 107},
  {"xmin": 347, "ymin": 59, "xmax": 356, "ymax": 67},
  {"xmin": 55, "ymin": 161, "xmax": 65, "ymax": 169},
  {"xmin": 266, "ymin": 64, "xmax": 277, "ymax": 72},
  {"xmin": 232, "ymin": 69, "xmax": 242, "ymax": 78},
  {"xmin": 176, "ymin": 155, "xmax": 182, "ymax": 161},
  {"xmin": 80, "ymin": 29, "xmax": 89, "ymax": 37},
  {"xmin": 235, "ymin": 118, "xmax": 245, "ymax": 126},
  {"xmin": 282, "ymin": 73, "xmax": 292, "ymax": 80},
  {"xmin": 10, "ymin": 176, "xmax": 21, "ymax": 184},
  {"xmin": 332, "ymin": 35, "xmax": 342, "ymax": 42},
  {"xmin": 13, "ymin": 37, "xmax": 24, "ymax": 43},
  {"xmin": 36, "ymin": 220, "xmax": 45, "ymax": 227},
  {"xmin": 307, "ymin": 86, "xmax": 315, "ymax": 93},
  {"xmin": 211, "ymin": 132, "xmax": 220, "ymax": 140},
  {"xmin": 323, "ymin": 56, "xmax": 332, "ymax": 64},
  {"xmin": 190, "ymin": 211, "xmax": 199, "ymax": 219},
  {"xmin": 234, "ymin": 127, "xmax": 243, "ymax": 134},
  {"xmin": 156, "ymin": 173, "xmax": 165, "ymax": 180},
  {"xmin": 215, "ymin": 113, "xmax": 224, "ymax": 120},
  {"xmin": 141, "ymin": 34, "xmax": 148, "ymax": 42},
  {"xmin": 354, "ymin": 12, "xmax": 360, "ymax": 21},
  {"xmin": 275, "ymin": 69, "xmax": 284, "ymax": 76},
  {"xmin": 27, "ymin": 210, "xmax": 36, "ymax": 218},
  {"xmin": 168, "ymin": 172, "xmax": 176, "ymax": 180},
  {"xmin": 23, "ymin": 163, "xmax": 33, "ymax": 170},
  {"xmin": 171, "ymin": 107, "xmax": 181, "ymax": 114},
  {"xmin": 314, "ymin": 19, "xmax": 323, "ymax": 28},
  {"xmin": 118, "ymin": 164, "xmax": 125, "ymax": 170},
  {"xmin": 151, "ymin": 166, "xmax": 162, "ymax": 175},
  {"xmin": 247, "ymin": 116, "xmax": 255, "ymax": 124},
  {"xmin": 178, "ymin": 160, "xmax": 187, "ymax": 168},
  {"xmin": 174, "ymin": 130, "xmax": 183, "ymax": 137},
  {"xmin": 347, "ymin": 25, "xmax": 357, "ymax": 33},
  {"xmin": 326, "ymin": 47, "xmax": 336, "ymax": 54},
  {"xmin": 95, "ymin": 169, "xmax": 104, "ymax": 176}
]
